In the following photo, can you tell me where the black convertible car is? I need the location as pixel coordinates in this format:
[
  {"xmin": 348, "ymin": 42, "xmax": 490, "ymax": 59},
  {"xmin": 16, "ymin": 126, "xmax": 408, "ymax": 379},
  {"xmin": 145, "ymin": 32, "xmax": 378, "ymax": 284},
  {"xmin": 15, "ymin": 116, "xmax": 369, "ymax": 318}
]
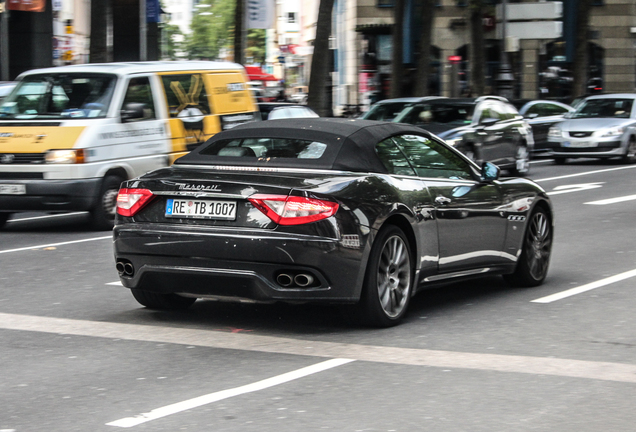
[{"xmin": 113, "ymin": 118, "xmax": 553, "ymax": 327}]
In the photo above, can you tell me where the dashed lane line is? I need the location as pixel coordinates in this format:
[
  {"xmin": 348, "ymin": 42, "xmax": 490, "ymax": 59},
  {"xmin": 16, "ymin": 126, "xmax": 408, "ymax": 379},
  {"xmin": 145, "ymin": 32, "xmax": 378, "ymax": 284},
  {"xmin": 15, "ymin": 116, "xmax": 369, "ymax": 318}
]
[
  {"xmin": 6, "ymin": 212, "xmax": 86, "ymax": 223},
  {"xmin": 107, "ymin": 358, "xmax": 355, "ymax": 428},
  {"xmin": 534, "ymin": 164, "xmax": 636, "ymax": 182},
  {"xmin": 0, "ymin": 236, "xmax": 111, "ymax": 254},
  {"xmin": 585, "ymin": 194, "xmax": 636, "ymax": 205},
  {"xmin": 1, "ymin": 312, "xmax": 635, "ymax": 384},
  {"xmin": 532, "ymin": 268, "xmax": 636, "ymax": 304}
]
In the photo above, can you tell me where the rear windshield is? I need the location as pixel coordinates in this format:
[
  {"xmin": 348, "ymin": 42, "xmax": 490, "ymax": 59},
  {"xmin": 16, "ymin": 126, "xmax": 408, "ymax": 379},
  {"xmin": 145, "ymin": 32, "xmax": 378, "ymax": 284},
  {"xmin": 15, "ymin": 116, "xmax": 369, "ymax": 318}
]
[
  {"xmin": 200, "ymin": 137, "xmax": 328, "ymax": 159},
  {"xmin": 571, "ymin": 98, "xmax": 634, "ymax": 119},
  {"xmin": 0, "ymin": 74, "xmax": 116, "ymax": 120}
]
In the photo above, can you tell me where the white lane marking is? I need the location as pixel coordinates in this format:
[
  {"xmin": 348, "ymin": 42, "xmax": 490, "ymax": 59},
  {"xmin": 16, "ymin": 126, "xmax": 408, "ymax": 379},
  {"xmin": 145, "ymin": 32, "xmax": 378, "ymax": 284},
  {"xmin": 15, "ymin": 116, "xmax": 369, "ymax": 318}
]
[
  {"xmin": 6, "ymin": 212, "xmax": 85, "ymax": 223},
  {"xmin": 1, "ymin": 312, "xmax": 636, "ymax": 384},
  {"xmin": 106, "ymin": 358, "xmax": 354, "ymax": 428},
  {"xmin": 534, "ymin": 165, "xmax": 636, "ymax": 182},
  {"xmin": 585, "ymin": 194, "xmax": 636, "ymax": 205},
  {"xmin": 107, "ymin": 281, "xmax": 123, "ymax": 286},
  {"xmin": 547, "ymin": 182, "xmax": 604, "ymax": 196},
  {"xmin": 0, "ymin": 236, "xmax": 111, "ymax": 255},
  {"xmin": 532, "ymin": 268, "xmax": 636, "ymax": 303},
  {"xmin": 530, "ymin": 159, "xmax": 553, "ymax": 165}
]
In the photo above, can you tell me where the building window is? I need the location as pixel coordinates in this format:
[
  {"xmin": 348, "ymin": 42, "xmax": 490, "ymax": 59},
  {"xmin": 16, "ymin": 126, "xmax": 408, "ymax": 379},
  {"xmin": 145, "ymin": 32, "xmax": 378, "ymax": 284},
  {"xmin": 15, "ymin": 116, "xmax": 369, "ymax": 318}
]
[
  {"xmin": 377, "ymin": 0, "xmax": 393, "ymax": 7},
  {"xmin": 288, "ymin": 12, "xmax": 297, "ymax": 23}
]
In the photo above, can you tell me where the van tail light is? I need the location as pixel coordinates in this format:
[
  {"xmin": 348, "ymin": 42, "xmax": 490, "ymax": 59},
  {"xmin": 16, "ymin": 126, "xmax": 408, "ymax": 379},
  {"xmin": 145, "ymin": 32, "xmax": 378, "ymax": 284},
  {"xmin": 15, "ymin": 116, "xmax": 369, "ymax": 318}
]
[
  {"xmin": 248, "ymin": 194, "xmax": 339, "ymax": 226},
  {"xmin": 116, "ymin": 188, "xmax": 155, "ymax": 217}
]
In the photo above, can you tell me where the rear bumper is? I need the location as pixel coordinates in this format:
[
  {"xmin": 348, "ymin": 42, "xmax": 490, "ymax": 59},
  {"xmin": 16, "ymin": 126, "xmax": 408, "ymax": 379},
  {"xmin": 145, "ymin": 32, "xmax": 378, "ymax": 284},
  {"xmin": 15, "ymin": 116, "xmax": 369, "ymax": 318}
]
[
  {"xmin": 113, "ymin": 224, "xmax": 368, "ymax": 303},
  {"xmin": 0, "ymin": 178, "xmax": 101, "ymax": 212}
]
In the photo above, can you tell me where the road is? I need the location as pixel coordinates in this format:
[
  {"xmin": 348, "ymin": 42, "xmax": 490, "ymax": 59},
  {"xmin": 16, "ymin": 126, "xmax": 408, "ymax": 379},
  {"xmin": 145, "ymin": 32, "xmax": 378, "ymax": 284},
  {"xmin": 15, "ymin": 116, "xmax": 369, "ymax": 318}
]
[{"xmin": 1, "ymin": 158, "xmax": 635, "ymax": 431}]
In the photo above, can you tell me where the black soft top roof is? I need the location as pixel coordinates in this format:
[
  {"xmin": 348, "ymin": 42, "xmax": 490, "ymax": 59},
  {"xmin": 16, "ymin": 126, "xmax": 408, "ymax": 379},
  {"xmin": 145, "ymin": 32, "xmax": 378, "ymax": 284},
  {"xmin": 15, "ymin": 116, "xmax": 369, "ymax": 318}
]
[{"xmin": 176, "ymin": 118, "xmax": 432, "ymax": 173}]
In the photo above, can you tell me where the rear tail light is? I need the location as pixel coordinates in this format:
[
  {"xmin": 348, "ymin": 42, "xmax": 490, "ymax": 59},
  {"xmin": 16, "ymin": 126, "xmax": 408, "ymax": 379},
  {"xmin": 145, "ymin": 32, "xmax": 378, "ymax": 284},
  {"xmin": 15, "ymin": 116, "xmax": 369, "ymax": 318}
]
[
  {"xmin": 116, "ymin": 188, "xmax": 155, "ymax": 217},
  {"xmin": 248, "ymin": 194, "xmax": 339, "ymax": 225}
]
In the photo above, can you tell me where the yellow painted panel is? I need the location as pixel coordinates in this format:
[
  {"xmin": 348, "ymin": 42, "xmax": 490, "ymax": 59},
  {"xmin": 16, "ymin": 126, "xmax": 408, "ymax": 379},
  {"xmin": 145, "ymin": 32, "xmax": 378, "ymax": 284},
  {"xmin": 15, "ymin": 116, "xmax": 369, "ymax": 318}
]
[
  {"xmin": 0, "ymin": 126, "xmax": 86, "ymax": 153},
  {"xmin": 205, "ymin": 72, "xmax": 257, "ymax": 114}
]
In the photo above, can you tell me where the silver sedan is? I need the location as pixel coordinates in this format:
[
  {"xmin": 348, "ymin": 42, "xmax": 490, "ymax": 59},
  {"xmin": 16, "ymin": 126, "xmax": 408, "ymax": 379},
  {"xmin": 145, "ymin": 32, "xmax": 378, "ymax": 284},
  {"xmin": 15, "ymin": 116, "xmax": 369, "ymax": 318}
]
[{"xmin": 546, "ymin": 94, "xmax": 636, "ymax": 164}]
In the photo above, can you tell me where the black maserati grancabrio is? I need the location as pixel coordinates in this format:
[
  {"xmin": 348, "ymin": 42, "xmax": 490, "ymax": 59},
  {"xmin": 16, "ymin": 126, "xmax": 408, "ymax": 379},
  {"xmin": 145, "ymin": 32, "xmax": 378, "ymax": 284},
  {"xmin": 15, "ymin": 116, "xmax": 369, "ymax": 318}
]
[{"xmin": 113, "ymin": 118, "xmax": 553, "ymax": 327}]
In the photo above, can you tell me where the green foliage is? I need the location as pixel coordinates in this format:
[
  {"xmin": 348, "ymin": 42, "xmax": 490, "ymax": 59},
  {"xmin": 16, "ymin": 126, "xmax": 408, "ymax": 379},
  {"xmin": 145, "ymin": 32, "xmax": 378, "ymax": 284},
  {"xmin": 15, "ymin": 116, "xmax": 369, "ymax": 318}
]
[
  {"xmin": 185, "ymin": 0, "xmax": 237, "ymax": 60},
  {"xmin": 246, "ymin": 29, "xmax": 266, "ymax": 65},
  {"xmin": 161, "ymin": 23, "xmax": 184, "ymax": 60}
]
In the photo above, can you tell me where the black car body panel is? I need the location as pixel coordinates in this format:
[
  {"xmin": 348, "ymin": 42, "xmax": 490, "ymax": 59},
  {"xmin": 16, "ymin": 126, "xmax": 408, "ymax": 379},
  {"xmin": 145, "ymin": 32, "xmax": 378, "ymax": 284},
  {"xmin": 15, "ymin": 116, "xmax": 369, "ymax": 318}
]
[{"xmin": 113, "ymin": 118, "xmax": 553, "ymax": 321}]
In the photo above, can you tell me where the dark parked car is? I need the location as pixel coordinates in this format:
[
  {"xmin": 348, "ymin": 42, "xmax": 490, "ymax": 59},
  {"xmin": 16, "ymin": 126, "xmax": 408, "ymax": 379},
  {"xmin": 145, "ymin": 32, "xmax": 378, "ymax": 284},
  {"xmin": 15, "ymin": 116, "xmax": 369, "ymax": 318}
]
[
  {"xmin": 546, "ymin": 93, "xmax": 636, "ymax": 164},
  {"xmin": 258, "ymin": 102, "xmax": 318, "ymax": 120},
  {"xmin": 393, "ymin": 96, "xmax": 534, "ymax": 176},
  {"xmin": 513, "ymin": 100, "xmax": 574, "ymax": 154},
  {"xmin": 360, "ymin": 97, "xmax": 445, "ymax": 121},
  {"xmin": 113, "ymin": 118, "xmax": 553, "ymax": 327}
]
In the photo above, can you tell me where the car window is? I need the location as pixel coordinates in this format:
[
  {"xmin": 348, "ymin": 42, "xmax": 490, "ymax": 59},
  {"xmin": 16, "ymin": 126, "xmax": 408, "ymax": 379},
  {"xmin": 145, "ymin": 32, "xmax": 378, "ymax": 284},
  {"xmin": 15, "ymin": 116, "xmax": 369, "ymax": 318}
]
[
  {"xmin": 528, "ymin": 103, "xmax": 569, "ymax": 117},
  {"xmin": 375, "ymin": 138, "xmax": 417, "ymax": 176},
  {"xmin": 391, "ymin": 134, "xmax": 473, "ymax": 180},
  {"xmin": 121, "ymin": 77, "xmax": 156, "ymax": 121},
  {"xmin": 395, "ymin": 103, "xmax": 473, "ymax": 126},
  {"xmin": 478, "ymin": 103, "xmax": 503, "ymax": 123},
  {"xmin": 500, "ymin": 102, "xmax": 519, "ymax": 120},
  {"xmin": 571, "ymin": 98, "xmax": 634, "ymax": 119},
  {"xmin": 362, "ymin": 102, "xmax": 411, "ymax": 121},
  {"xmin": 201, "ymin": 137, "xmax": 328, "ymax": 159}
]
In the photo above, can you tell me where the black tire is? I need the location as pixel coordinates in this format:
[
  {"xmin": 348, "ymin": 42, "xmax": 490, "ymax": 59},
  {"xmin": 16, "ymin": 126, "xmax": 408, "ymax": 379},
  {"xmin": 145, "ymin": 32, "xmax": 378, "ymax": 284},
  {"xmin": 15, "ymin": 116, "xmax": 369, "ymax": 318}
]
[
  {"xmin": 358, "ymin": 225, "xmax": 413, "ymax": 327},
  {"xmin": 89, "ymin": 175, "xmax": 124, "ymax": 231},
  {"xmin": 553, "ymin": 157, "xmax": 566, "ymax": 165},
  {"xmin": 621, "ymin": 137, "xmax": 636, "ymax": 164},
  {"xmin": 131, "ymin": 289, "xmax": 197, "ymax": 310},
  {"xmin": 0, "ymin": 213, "xmax": 11, "ymax": 229},
  {"xmin": 504, "ymin": 207, "xmax": 552, "ymax": 287},
  {"xmin": 510, "ymin": 144, "xmax": 530, "ymax": 176}
]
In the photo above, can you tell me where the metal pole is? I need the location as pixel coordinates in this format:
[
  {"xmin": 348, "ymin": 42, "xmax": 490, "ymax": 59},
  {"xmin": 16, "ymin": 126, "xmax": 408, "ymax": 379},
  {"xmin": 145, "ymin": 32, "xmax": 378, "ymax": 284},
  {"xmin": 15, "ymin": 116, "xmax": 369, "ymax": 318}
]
[
  {"xmin": 140, "ymin": 0, "xmax": 147, "ymax": 61},
  {"xmin": 1, "ymin": 4, "xmax": 9, "ymax": 81}
]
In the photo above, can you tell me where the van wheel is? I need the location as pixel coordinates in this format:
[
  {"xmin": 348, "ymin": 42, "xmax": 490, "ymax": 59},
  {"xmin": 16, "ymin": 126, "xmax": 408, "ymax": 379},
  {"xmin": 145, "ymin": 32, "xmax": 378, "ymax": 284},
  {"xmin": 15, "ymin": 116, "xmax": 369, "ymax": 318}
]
[
  {"xmin": 0, "ymin": 213, "xmax": 11, "ymax": 229},
  {"xmin": 131, "ymin": 289, "xmax": 197, "ymax": 310},
  {"xmin": 89, "ymin": 175, "xmax": 124, "ymax": 231}
]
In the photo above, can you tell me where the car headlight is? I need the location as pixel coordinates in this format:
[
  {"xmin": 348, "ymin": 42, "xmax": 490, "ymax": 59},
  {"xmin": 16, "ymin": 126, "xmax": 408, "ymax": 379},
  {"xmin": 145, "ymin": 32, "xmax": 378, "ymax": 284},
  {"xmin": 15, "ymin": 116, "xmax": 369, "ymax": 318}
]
[
  {"xmin": 600, "ymin": 126, "xmax": 625, "ymax": 137},
  {"xmin": 547, "ymin": 127, "xmax": 563, "ymax": 140},
  {"xmin": 45, "ymin": 149, "xmax": 85, "ymax": 164}
]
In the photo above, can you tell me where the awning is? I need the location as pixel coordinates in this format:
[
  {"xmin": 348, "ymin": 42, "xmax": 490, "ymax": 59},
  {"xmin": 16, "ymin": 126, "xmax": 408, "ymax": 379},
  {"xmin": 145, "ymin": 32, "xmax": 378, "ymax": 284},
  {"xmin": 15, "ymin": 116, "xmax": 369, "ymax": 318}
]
[{"xmin": 244, "ymin": 65, "xmax": 278, "ymax": 82}]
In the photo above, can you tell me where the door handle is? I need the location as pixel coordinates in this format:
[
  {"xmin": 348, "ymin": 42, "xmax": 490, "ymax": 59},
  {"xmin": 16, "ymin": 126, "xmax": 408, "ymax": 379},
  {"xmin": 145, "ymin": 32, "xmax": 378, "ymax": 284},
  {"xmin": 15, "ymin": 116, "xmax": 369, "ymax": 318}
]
[{"xmin": 435, "ymin": 196, "xmax": 451, "ymax": 205}]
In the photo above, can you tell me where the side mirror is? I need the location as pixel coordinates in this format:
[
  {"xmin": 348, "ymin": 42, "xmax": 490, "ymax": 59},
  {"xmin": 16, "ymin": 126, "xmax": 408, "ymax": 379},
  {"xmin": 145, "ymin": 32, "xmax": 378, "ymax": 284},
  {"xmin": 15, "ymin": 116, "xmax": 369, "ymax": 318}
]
[
  {"xmin": 481, "ymin": 161, "xmax": 500, "ymax": 182},
  {"xmin": 121, "ymin": 102, "xmax": 146, "ymax": 122},
  {"xmin": 479, "ymin": 118, "xmax": 499, "ymax": 127}
]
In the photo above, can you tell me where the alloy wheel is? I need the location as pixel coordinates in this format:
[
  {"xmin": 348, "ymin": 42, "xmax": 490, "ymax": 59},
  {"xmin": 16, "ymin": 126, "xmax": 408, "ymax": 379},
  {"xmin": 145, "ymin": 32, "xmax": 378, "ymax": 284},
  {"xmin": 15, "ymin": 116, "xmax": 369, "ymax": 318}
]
[
  {"xmin": 376, "ymin": 235, "xmax": 411, "ymax": 318},
  {"xmin": 524, "ymin": 211, "xmax": 552, "ymax": 281}
]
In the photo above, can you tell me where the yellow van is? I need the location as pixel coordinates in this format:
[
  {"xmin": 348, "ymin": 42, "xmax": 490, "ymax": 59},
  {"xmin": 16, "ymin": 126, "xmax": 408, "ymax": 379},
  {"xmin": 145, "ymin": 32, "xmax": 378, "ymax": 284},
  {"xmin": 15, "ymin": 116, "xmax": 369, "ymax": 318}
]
[{"xmin": 0, "ymin": 61, "xmax": 257, "ymax": 229}]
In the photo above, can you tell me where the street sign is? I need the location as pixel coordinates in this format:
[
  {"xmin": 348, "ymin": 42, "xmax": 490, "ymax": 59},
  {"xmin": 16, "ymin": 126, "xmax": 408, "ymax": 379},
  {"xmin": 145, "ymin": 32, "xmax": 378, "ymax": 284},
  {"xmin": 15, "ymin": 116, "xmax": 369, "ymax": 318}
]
[{"xmin": 277, "ymin": 55, "xmax": 285, "ymax": 64}]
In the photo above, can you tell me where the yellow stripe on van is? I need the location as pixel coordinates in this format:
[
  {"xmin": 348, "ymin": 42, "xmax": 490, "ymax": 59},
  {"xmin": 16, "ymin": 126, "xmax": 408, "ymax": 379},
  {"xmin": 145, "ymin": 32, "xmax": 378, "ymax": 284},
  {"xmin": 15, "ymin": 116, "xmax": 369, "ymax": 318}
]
[{"xmin": 0, "ymin": 126, "xmax": 86, "ymax": 153}]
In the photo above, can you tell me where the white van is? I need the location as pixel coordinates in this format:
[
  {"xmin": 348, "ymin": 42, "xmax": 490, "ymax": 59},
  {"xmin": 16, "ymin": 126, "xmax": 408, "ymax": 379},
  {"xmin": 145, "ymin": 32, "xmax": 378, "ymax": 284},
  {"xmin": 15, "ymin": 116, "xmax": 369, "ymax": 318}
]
[{"xmin": 0, "ymin": 61, "xmax": 257, "ymax": 229}]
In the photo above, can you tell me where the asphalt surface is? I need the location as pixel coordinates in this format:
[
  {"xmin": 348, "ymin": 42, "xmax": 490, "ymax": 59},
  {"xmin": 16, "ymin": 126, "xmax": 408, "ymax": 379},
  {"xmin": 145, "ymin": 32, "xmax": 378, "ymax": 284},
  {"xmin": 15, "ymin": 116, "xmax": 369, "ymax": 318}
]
[{"xmin": 1, "ymin": 158, "xmax": 635, "ymax": 431}]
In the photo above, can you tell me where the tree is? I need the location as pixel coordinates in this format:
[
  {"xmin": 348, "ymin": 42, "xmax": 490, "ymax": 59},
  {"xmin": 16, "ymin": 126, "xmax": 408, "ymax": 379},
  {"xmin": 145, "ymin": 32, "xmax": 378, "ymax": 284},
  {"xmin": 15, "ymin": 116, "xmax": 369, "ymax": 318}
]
[
  {"xmin": 161, "ymin": 23, "xmax": 184, "ymax": 60},
  {"xmin": 246, "ymin": 29, "xmax": 266, "ymax": 65},
  {"xmin": 572, "ymin": 0, "xmax": 593, "ymax": 98},
  {"xmin": 415, "ymin": 0, "xmax": 436, "ymax": 96},
  {"xmin": 390, "ymin": 0, "xmax": 405, "ymax": 98},
  {"xmin": 186, "ymin": 0, "xmax": 235, "ymax": 60},
  {"xmin": 468, "ymin": 0, "xmax": 486, "ymax": 96},
  {"xmin": 307, "ymin": 0, "xmax": 335, "ymax": 117}
]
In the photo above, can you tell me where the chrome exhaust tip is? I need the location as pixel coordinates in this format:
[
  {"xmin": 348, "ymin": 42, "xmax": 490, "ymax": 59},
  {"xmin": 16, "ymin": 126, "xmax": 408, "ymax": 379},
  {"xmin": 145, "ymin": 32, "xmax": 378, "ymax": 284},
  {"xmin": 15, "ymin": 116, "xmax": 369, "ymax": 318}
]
[
  {"xmin": 294, "ymin": 273, "xmax": 314, "ymax": 287},
  {"xmin": 115, "ymin": 261, "xmax": 126, "ymax": 274},
  {"xmin": 123, "ymin": 262, "xmax": 134, "ymax": 276},
  {"xmin": 276, "ymin": 273, "xmax": 293, "ymax": 287}
]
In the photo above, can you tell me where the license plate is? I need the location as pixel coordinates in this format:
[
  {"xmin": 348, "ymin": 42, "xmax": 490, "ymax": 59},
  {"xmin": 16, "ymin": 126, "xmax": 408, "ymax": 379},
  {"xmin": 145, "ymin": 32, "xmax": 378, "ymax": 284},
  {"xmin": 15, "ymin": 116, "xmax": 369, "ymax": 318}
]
[
  {"xmin": 165, "ymin": 198, "xmax": 237, "ymax": 220},
  {"xmin": 0, "ymin": 184, "xmax": 26, "ymax": 195},
  {"xmin": 562, "ymin": 140, "xmax": 597, "ymax": 148}
]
